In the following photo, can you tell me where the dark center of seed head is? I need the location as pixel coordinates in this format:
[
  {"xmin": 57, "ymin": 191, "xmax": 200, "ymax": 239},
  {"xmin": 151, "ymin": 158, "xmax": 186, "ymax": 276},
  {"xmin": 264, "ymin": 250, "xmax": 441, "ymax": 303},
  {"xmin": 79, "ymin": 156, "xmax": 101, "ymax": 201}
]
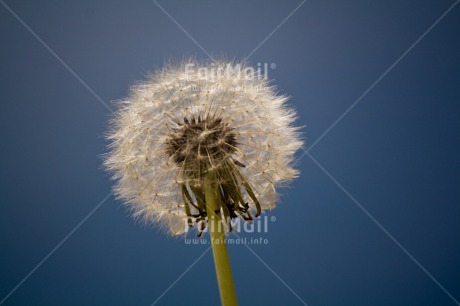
[{"xmin": 165, "ymin": 116, "xmax": 237, "ymax": 169}]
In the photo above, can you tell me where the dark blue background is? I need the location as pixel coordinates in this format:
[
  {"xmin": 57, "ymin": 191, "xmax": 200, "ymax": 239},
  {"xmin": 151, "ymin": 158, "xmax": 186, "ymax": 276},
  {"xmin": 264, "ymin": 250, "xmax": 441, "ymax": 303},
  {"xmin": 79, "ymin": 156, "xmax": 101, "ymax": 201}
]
[{"xmin": 1, "ymin": 0, "xmax": 459, "ymax": 305}]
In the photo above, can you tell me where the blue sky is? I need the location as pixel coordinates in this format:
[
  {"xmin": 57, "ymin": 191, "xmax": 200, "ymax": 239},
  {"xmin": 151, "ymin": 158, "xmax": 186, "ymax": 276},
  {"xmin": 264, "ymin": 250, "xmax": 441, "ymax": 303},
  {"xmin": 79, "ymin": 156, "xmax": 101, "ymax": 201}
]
[{"xmin": 1, "ymin": 0, "xmax": 460, "ymax": 305}]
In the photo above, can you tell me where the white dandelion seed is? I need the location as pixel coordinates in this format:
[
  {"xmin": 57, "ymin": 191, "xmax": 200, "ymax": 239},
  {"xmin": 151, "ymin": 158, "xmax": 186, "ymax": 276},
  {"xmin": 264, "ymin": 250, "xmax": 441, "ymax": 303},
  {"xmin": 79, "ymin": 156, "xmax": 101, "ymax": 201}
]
[{"xmin": 104, "ymin": 59, "xmax": 303, "ymax": 236}]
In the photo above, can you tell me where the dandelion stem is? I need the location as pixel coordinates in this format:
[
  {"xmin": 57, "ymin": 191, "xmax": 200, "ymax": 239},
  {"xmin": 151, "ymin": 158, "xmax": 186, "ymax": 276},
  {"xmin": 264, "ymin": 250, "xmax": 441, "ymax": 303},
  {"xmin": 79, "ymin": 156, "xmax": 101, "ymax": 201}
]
[{"xmin": 204, "ymin": 170, "xmax": 238, "ymax": 306}]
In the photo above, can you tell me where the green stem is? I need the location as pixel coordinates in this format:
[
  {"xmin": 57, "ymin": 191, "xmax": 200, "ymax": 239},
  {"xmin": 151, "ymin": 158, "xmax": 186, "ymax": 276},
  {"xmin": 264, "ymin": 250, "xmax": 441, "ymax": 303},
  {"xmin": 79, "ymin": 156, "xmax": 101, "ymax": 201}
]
[{"xmin": 204, "ymin": 170, "xmax": 238, "ymax": 306}]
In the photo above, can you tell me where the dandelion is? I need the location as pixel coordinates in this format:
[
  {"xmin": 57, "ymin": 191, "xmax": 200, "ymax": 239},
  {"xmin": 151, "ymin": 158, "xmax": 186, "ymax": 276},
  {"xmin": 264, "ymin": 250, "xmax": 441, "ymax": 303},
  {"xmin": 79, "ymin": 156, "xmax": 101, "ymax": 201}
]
[{"xmin": 104, "ymin": 59, "xmax": 302, "ymax": 305}]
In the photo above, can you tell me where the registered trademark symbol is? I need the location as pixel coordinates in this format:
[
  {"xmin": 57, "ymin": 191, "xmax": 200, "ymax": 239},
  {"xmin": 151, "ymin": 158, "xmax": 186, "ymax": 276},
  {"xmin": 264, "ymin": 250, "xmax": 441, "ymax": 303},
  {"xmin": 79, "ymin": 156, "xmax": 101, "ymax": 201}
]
[
  {"xmin": 270, "ymin": 63, "xmax": 276, "ymax": 69},
  {"xmin": 270, "ymin": 216, "xmax": 276, "ymax": 222}
]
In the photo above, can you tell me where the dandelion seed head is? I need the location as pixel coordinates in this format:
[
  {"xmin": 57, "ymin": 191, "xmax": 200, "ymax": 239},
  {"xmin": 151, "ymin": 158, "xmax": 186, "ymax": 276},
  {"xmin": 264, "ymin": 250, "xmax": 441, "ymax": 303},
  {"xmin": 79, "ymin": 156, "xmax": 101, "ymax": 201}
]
[{"xmin": 105, "ymin": 59, "xmax": 303, "ymax": 235}]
